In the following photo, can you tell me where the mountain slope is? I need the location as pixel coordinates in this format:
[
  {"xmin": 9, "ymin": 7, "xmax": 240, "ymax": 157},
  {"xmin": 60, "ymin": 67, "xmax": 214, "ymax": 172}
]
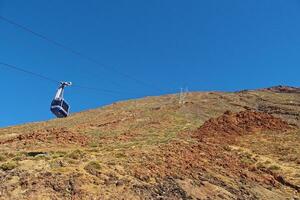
[{"xmin": 0, "ymin": 86, "xmax": 300, "ymax": 199}]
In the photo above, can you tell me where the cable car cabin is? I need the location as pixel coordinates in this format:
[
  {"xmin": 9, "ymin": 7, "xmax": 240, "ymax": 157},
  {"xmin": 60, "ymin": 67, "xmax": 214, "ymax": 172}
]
[
  {"xmin": 50, "ymin": 81, "xmax": 72, "ymax": 118},
  {"xmin": 50, "ymin": 99, "xmax": 70, "ymax": 118}
]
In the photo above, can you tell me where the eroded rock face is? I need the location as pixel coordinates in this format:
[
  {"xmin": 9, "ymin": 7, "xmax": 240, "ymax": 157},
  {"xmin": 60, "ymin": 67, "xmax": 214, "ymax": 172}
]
[{"xmin": 196, "ymin": 110, "xmax": 295, "ymax": 137}]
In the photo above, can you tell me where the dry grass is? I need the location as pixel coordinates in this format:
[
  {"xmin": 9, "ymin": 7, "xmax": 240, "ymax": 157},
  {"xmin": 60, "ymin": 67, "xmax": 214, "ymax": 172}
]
[{"xmin": 0, "ymin": 90, "xmax": 299, "ymax": 199}]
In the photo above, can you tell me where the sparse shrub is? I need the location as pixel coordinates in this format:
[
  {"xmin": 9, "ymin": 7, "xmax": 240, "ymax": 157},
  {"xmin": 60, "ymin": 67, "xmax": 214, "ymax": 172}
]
[
  {"xmin": 268, "ymin": 165, "xmax": 281, "ymax": 171},
  {"xmin": 65, "ymin": 157, "xmax": 81, "ymax": 165},
  {"xmin": 6, "ymin": 152, "xmax": 15, "ymax": 158},
  {"xmin": 115, "ymin": 152, "xmax": 126, "ymax": 158},
  {"xmin": 86, "ymin": 161, "xmax": 101, "ymax": 170},
  {"xmin": 0, "ymin": 161, "xmax": 18, "ymax": 171},
  {"xmin": 89, "ymin": 142, "xmax": 98, "ymax": 148},
  {"xmin": 49, "ymin": 159, "xmax": 65, "ymax": 169},
  {"xmin": 240, "ymin": 157, "xmax": 254, "ymax": 165},
  {"xmin": 66, "ymin": 149, "xmax": 85, "ymax": 160},
  {"xmin": 243, "ymin": 152, "xmax": 253, "ymax": 159},
  {"xmin": 0, "ymin": 154, "xmax": 6, "ymax": 162},
  {"xmin": 264, "ymin": 160, "xmax": 271, "ymax": 165},
  {"xmin": 256, "ymin": 162, "xmax": 266, "ymax": 170},
  {"xmin": 12, "ymin": 152, "xmax": 28, "ymax": 161},
  {"xmin": 223, "ymin": 145, "xmax": 231, "ymax": 151},
  {"xmin": 51, "ymin": 151, "xmax": 67, "ymax": 159},
  {"xmin": 12, "ymin": 156, "xmax": 23, "ymax": 161},
  {"xmin": 84, "ymin": 161, "xmax": 102, "ymax": 175}
]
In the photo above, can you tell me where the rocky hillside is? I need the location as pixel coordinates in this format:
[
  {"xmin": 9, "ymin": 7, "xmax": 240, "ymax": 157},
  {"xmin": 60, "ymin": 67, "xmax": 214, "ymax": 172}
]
[{"xmin": 0, "ymin": 86, "xmax": 300, "ymax": 200}]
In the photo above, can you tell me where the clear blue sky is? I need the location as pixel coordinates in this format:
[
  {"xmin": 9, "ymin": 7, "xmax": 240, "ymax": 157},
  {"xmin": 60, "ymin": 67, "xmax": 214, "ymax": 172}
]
[{"xmin": 1, "ymin": 0, "xmax": 300, "ymax": 127}]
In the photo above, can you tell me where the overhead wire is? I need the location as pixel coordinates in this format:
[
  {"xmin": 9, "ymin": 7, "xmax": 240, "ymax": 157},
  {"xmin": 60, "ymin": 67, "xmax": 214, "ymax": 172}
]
[
  {"xmin": 0, "ymin": 61, "xmax": 133, "ymax": 96},
  {"xmin": 0, "ymin": 61, "xmax": 59, "ymax": 84},
  {"xmin": 0, "ymin": 15, "xmax": 165, "ymax": 93}
]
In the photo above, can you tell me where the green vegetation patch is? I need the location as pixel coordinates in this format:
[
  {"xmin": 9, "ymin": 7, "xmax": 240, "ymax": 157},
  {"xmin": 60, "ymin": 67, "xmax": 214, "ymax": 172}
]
[
  {"xmin": 66, "ymin": 149, "xmax": 85, "ymax": 160},
  {"xmin": 0, "ymin": 161, "xmax": 18, "ymax": 171},
  {"xmin": 268, "ymin": 165, "xmax": 281, "ymax": 171},
  {"xmin": 51, "ymin": 151, "xmax": 67, "ymax": 159},
  {"xmin": 84, "ymin": 161, "xmax": 102, "ymax": 176}
]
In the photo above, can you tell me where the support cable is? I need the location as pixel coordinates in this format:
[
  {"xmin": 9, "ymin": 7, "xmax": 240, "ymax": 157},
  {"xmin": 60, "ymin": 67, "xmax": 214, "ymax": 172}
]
[
  {"xmin": 0, "ymin": 61, "xmax": 133, "ymax": 96},
  {"xmin": 0, "ymin": 15, "xmax": 164, "ymax": 93}
]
